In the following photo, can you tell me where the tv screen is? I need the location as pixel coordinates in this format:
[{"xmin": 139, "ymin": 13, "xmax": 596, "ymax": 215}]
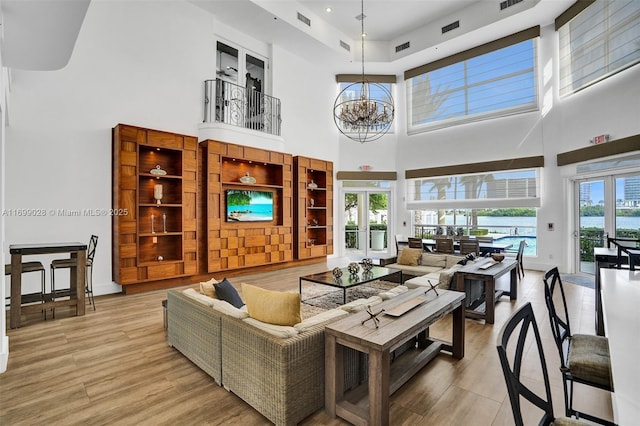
[{"xmin": 226, "ymin": 189, "xmax": 274, "ymax": 222}]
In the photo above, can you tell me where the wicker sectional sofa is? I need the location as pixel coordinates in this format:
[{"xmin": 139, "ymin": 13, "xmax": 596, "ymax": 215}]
[
  {"xmin": 386, "ymin": 251, "xmax": 465, "ymax": 286},
  {"xmin": 167, "ymin": 287, "xmax": 401, "ymax": 425}
]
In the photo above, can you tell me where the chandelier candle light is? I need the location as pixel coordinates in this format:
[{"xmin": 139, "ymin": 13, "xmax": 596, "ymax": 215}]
[{"xmin": 333, "ymin": 0, "xmax": 394, "ymax": 143}]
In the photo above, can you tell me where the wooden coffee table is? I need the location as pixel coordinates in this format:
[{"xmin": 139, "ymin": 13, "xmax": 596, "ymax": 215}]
[
  {"xmin": 299, "ymin": 265, "xmax": 402, "ymax": 305},
  {"xmin": 454, "ymin": 258, "xmax": 517, "ymax": 324},
  {"xmin": 325, "ymin": 288, "xmax": 466, "ymax": 426}
]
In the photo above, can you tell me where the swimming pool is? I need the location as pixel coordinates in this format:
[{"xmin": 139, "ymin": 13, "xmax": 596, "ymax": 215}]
[{"xmin": 494, "ymin": 236, "xmax": 537, "ymax": 256}]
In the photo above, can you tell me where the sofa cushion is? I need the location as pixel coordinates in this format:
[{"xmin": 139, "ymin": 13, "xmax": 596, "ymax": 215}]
[
  {"xmin": 397, "ymin": 248, "xmax": 422, "ymax": 266},
  {"xmin": 439, "ymin": 264, "xmax": 463, "ymax": 288},
  {"xmin": 420, "ymin": 253, "xmax": 446, "ymax": 268},
  {"xmin": 183, "ymin": 288, "xmax": 216, "ymax": 306},
  {"xmin": 340, "ymin": 296, "xmax": 383, "ymax": 313},
  {"xmin": 212, "ymin": 298, "xmax": 249, "ymax": 319},
  {"xmin": 199, "ymin": 277, "xmax": 218, "ymax": 298},
  {"xmin": 294, "ymin": 308, "xmax": 349, "ymax": 333},
  {"xmin": 242, "ymin": 317, "xmax": 298, "ymax": 338},
  {"xmin": 242, "ymin": 283, "xmax": 301, "ymax": 326},
  {"xmin": 387, "ymin": 263, "xmax": 442, "ymax": 276},
  {"xmin": 214, "ymin": 278, "xmax": 244, "ymax": 308},
  {"xmin": 445, "ymin": 255, "xmax": 465, "ymax": 269}
]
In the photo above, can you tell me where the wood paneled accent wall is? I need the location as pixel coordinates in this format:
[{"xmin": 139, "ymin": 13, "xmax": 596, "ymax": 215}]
[
  {"xmin": 200, "ymin": 140, "xmax": 294, "ymax": 273},
  {"xmin": 112, "ymin": 124, "xmax": 198, "ymax": 291}
]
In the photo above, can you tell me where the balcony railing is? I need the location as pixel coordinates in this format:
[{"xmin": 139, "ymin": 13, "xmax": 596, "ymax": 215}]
[{"xmin": 203, "ymin": 79, "xmax": 282, "ymax": 136}]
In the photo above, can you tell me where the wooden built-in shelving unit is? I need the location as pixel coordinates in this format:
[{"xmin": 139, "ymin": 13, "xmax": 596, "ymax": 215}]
[
  {"xmin": 112, "ymin": 124, "xmax": 197, "ymax": 290},
  {"xmin": 294, "ymin": 156, "xmax": 333, "ymax": 259}
]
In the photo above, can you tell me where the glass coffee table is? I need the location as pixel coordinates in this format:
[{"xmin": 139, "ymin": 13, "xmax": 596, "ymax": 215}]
[{"xmin": 299, "ymin": 265, "xmax": 402, "ymax": 305}]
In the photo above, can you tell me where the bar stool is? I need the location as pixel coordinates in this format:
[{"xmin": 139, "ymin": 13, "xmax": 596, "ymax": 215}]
[
  {"xmin": 4, "ymin": 261, "xmax": 46, "ymax": 310},
  {"xmin": 51, "ymin": 235, "xmax": 98, "ymax": 310}
]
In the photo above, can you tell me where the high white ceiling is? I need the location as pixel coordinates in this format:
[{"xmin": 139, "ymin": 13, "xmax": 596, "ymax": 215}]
[{"xmin": 1, "ymin": 0, "xmax": 574, "ymax": 73}]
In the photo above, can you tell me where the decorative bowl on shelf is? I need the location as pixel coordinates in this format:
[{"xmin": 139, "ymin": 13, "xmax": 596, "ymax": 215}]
[
  {"xmin": 239, "ymin": 172, "xmax": 256, "ymax": 184},
  {"xmin": 150, "ymin": 165, "xmax": 167, "ymax": 176},
  {"xmin": 491, "ymin": 253, "xmax": 505, "ymax": 262}
]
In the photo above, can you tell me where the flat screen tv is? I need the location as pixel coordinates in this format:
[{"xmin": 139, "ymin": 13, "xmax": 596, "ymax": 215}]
[{"xmin": 226, "ymin": 189, "xmax": 274, "ymax": 222}]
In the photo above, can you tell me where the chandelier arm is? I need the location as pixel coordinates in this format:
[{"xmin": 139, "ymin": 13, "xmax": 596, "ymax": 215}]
[{"xmin": 361, "ymin": 0, "xmax": 365, "ymax": 80}]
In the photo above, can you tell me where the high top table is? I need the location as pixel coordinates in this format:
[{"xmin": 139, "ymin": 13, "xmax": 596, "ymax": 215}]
[
  {"xmin": 599, "ymin": 268, "xmax": 640, "ymax": 425},
  {"xmin": 9, "ymin": 242, "xmax": 87, "ymax": 328}
]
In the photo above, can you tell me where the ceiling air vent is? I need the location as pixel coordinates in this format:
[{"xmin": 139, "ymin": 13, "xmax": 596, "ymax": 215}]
[
  {"xmin": 500, "ymin": 0, "xmax": 523, "ymax": 10},
  {"xmin": 297, "ymin": 12, "xmax": 311, "ymax": 27},
  {"xmin": 340, "ymin": 40, "xmax": 351, "ymax": 52},
  {"xmin": 395, "ymin": 41, "xmax": 410, "ymax": 53},
  {"xmin": 442, "ymin": 20, "xmax": 460, "ymax": 34}
]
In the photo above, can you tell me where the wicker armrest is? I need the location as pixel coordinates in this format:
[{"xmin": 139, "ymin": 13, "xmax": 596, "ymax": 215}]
[
  {"xmin": 167, "ymin": 289, "xmax": 223, "ymax": 385},
  {"xmin": 221, "ymin": 316, "xmax": 326, "ymax": 425}
]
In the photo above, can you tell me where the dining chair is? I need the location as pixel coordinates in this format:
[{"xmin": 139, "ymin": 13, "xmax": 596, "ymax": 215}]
[
  {"xmin": 395, "ymin": 234, "xmax": 408, "ymax": 252},
  {"xmin": 542, "ymin": 267, "xmax": 615, "ymax": 426},
  {"xmin": 51, "ymin": 235, "xmax": 98, "ymax": 310},
  {"xmin": 459, "ymin": 239, "xmax": 479, "ymax": 256},
  {"xmin": 4, "ymin": 262, "xmax": 46, "ymax": 316},
  {"xmin": 407, "ymin": 237, "xmax": 424, "ymax": 250},
  {"xmin": 496, "ymin": 302, "xmax": 590, "ymax": 426},
  {"xmin": 515, "ymin": 239, "xmax": 526, "ymax": 279},
  {"xmin": 434, "ymin": 237, "xmax": 454, "ymax": 254}
]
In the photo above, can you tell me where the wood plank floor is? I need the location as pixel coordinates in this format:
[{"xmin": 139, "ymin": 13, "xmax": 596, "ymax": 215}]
[{"xmin": 1, "ymin": 261, "xmax": 614, "ymax": 425}]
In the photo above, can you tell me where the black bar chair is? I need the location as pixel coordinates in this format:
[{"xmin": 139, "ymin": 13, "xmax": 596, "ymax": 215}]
[
  {"xmin": 496, "ymin": 302, "xmax": 590, "ymax": 426},
  {"xmin": 51, "ymin": 235, "xmax": 98, "ymax": 310},
  {"xmin": 543, "ymin": 267, "xmax": 616, "ymax": 425},
  {"xmin": 4, "ymin": 262, "xmax": 46, "ymax": 315}
]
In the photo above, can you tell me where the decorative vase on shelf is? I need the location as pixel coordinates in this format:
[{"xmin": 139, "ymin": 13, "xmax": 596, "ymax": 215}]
[
  {"xmin": 239, "ymin": 172, "xmax": 256, "ymax": 184},
  {"xmin": 308, "ymin": 180, "xmax": 318, "ymax": 189},
  {"xmin": 154, "ymin": 184, "xmax": 163, "ymax": 205}
]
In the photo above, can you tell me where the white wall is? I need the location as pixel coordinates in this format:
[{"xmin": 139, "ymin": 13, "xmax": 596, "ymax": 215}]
[{"xmin": 1, "ymin": 48, "xmax": 8, "ymax": 373}]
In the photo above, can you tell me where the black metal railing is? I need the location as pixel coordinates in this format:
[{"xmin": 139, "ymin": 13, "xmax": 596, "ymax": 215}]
[{"xmin": 203, "ymin": 79, "xmax": 282, "ymax": 136}]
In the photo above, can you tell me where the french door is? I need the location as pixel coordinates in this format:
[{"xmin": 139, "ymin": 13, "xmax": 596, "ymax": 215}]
[
  {"xmin": 343, "ymin": 190, "xmax": 391, "ymax": 259},
  {"xmin": 575, "ymin": 172, "xmax": 640, "ymax": 274}
]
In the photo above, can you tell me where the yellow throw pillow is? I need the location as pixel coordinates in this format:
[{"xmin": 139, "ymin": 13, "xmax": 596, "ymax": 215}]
[
  {"xmin": 241, "ymin": 283, "xmax": 301, "ymax": 326},
  {"xmin": 199, "ymin": 277, "xmax": 219, "ymax": 298},
  {"xmin": 397, "ymin": 248, "xmax": 422, "ymax": 266}
]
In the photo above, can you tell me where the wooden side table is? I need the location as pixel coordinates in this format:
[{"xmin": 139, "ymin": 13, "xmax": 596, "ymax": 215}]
[
  {"xmin": 325, "ymin": 288, "xmax": 465, "ymax": 426},
  {"xmin": 454, "ymin": 258, "xmax": 517, "ymax": 324}
]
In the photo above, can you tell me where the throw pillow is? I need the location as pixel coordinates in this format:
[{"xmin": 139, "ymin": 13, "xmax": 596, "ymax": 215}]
[
  {"xmin": 420, "ymin": 254, "xmax": 447, "ymax": 268},
  {"xmin": 214, "ymin": 278, "xmax": 244, "ymax": 308},
  {"xmin": 397, "ymin": 248, "xmax": 422, "ymax": 266},
  {"xmin": 241, "ymin": 283, "xmax": 301, "ymax": 326},
  {"xmin": 199, "ymin": 277, "xmax": 218, "ymax": 298}
]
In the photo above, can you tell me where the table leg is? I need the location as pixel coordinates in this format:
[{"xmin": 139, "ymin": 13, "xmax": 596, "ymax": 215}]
[
  {"xmin": 595, "ymin": 260, "xmax": 605, "ymax": 336},
  {"xmin": 509, "ymin": 267, "xmax": 517, "ymax": 300},
  {"xmin": 10, "ymin": 254, "xmax": 23, "ymax": 329},
  {"xmin": 485, "ymin": 278, "xmax": 495, "ymax": 324},
  {"xmin": 325, "ymin": 334, "xmax": 339, "ymax": 418},
  {"xmin": 369, "ymin": 349, "xmax": 390, "ymax": 426},
  {"xmin": 72, "ymin": 250, "xmax": 86, "ymax": 316},
  {"xmin": 452, "ymin": 302, "xmax": 465, "ymax": 359}
]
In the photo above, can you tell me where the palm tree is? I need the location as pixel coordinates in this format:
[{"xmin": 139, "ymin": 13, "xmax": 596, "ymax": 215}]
[
  {"xmin": 424, "ymin": 178, "xmax": 453, "ymax": 234},
  {"xmin": 460, "ymin": 174, "xmax": 495, "ymax": 229}
]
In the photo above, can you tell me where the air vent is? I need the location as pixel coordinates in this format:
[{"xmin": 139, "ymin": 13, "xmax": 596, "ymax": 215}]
[
  {"xmin": 395, "ymin": 41, "xmax": 410, "ymax": 53},
  {"xmin": 441, "ymin": 20, "xmax": 460, "ymax": 34},
  {"xmin": 340, "ymin": 40, "xmax": 351, "ymax": 52},
  {"xmin": 500, "ymin": 0, "xmax": 523, "ymax": 10},
  {"xmin": 297, "ymin": 12, "xmax": 311, "ymax": 26}
]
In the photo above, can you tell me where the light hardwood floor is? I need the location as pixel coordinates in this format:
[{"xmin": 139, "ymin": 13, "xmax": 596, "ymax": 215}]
[{"xmin": 1, "ymin": 262, "xmax": 613, "ymax": 425}]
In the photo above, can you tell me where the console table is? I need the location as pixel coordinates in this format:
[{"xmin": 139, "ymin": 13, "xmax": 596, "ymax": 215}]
[
  {"xmin": 9, "ymin": 242, "xmax": 87, "ymax": 328},
  {"xmin": 325, "ymin": 288, "xmax": 465, "ymax": 426},
  {"xmin": 454, "ymin": 258, "xmax": 517, "ymax": 324}
]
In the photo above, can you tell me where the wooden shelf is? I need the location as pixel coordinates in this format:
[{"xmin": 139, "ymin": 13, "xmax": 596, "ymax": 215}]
[
  {"xmin": 294, "ymin": 156, "xmax": 333, "ymax": 260},
  {"xmin": 222, "ymin": 181, "xmax": 284, "ymax": 189},
  {"xmin": 112, "ymin": 124, "xmax": 198, "ymax": 287}
]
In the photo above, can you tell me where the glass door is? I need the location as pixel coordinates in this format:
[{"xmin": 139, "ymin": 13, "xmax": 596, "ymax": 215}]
[
  {"xmin": 343, "ymin": 190, "xmax": 391, "ymax": 259},
  {"xmin": 576, "ymin": 179, "xmax": 606, "ymax": 274},
  {"xmin": 575, "ymin": 173, "xmax": 640, "ymax": 274}
]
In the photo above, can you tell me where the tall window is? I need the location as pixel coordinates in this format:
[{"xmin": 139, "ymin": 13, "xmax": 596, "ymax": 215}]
[
  {"xmin": 406, "ymin": 34, "xmax": 538, "ymax": 133},
  {"xmin": 558, "ymin": 0, "xmax": 640, "ymax": 96}
]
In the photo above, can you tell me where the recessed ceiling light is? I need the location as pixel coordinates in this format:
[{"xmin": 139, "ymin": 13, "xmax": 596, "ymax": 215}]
[{"xmin": 325, "ymin": 6, "xmax": 332, "ymax": 13}]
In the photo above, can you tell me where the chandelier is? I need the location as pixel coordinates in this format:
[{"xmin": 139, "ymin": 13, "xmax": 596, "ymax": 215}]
[{"xmin": 333, "ymin": 0, "xmax": 395, "ymax": 143}]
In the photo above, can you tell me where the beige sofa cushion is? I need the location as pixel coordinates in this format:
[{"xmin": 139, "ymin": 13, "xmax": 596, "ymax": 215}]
[
  {"xmin": 397, "ymin": 248, "xmax": 422, "ymax": 266},
  {"xmin": 340, "ymin": 296, "xmax": 383, "ymax": 313},
  {"xmin": 199, "ymin": 277, "xmax": 219, "ymax": 298},
  {"xmin": 242, "ymin": 317, "xmax": 298, "ymax": 338},
  {"xmin": 390, "ymin": 264, "xmax": 442, "ymax": 275},
  {"xmin": 183, "ymin": 288, "xmax": 216, "ymax": 306},
  {"xmin": 294, "ymin": 308, "xmax": 349, "ymax": 333},
  {"xmin": 445, "ymin": 255, "xmax": 465, "ymax": 268},
  {"xmin": 420, "ymin": 253, "xmax": 447, "ymax": 268},
  {"xmin": 242, "ymin": 283, "xmax": 301, "ymax": 326}
]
